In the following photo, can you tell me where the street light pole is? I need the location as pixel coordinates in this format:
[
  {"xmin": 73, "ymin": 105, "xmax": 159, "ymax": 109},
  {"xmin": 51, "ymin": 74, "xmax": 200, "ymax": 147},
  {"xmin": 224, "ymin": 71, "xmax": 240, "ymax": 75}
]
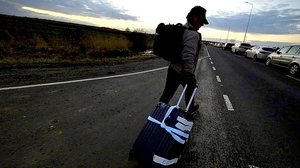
[
  {"xmin": 243, "ymin": 2, "xmax": 253, "ymax": 42},
  {"xmin": 226, "ymin": 22, "xmax": 231, "ymax": 43}
]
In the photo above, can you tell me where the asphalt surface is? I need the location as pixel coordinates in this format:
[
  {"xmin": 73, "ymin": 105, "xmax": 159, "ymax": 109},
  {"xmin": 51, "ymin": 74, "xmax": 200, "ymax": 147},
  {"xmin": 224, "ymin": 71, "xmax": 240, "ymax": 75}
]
[
  {"xmin": 1, "ymin": 45, "xmax": 300, "ymax": 168},
  {"xmin": 185, "ymin": 45, "xmax": 300, "ymax": 168},
  {"xmin": 0, "ymin": 59, "xmax": 169, "ymax": 168}
]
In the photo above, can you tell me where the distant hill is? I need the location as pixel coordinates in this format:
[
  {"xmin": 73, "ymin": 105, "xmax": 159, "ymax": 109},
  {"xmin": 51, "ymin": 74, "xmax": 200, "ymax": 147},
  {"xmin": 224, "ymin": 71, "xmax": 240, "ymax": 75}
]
[
  {"xmin": 0, "ymin": 14, "xmax": 125, "ymax": 36},
  {"xmin": 0, "ymin": 14, "xmax": 154, "ymax": 65}
]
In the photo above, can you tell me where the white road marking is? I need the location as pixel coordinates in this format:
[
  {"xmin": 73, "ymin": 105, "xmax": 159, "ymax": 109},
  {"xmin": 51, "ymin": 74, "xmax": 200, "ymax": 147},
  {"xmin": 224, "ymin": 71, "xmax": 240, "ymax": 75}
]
[
  {"xmin": 210, "ymin": 61, "xmax": 214, "ymax": 65},
  {"xmin": 286, "ymin": 75, "xmax": 300, "ymax": 82},
  {"xmin": 198, "ymin": 56, "xmax": 210, "ymax": 63},
  {"xmin": 0, "ymin": 55, "xmax": 211, "ymax": 92},
  {"xmin": 209, "ymin": 58, "xmax": 212, "ymax": 60},
  {"xmin": 212, "ymin": 67, "xmax": 216, "ymax": 71},
  {"xmin": 206, "ymin": 48, "xmax": 233, "ymax": 111},
  {"xmin": 223, "ymin": 95, "xmax": 234, "ymax": 111},
  {"xmin": 206, "ymin": 47, "xmax": 211, "ymax": 57},
  {"xmin": 216, "ymin": 76, "xmax": 222, "ymax": 82},
  {"xmin": 0, "ymin": 67, "xmax": 168, "ymax": 91}
]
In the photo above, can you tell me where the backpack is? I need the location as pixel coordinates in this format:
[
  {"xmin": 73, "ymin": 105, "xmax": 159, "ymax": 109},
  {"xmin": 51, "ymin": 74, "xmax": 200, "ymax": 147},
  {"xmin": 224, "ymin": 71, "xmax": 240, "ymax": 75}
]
[{"xmin": 153, "ymin": 23, "xmax": 187, "ymax": 63}]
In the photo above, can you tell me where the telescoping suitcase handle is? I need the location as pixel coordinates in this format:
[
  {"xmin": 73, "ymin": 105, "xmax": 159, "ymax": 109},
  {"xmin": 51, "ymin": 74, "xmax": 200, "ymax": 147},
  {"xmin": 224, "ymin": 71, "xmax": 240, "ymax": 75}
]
[{"xmin": 175, "ymin": 84, "xmax": 198, "ymax": 112}]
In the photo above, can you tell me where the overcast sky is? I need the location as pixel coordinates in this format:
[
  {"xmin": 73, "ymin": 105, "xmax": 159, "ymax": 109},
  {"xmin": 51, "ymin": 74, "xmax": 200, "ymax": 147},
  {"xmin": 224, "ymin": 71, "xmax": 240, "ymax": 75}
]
[{"xmin": 0, "ymin": 0, "xmax": 300, "ymax": 43}]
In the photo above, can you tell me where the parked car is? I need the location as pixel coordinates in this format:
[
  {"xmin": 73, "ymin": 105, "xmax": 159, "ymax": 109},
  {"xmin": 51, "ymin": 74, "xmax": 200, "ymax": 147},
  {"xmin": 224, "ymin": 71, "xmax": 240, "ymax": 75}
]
[
  {"xmin": 215, "ymin": 42, "xmax": 225, "ymax": 48},
  {"xmin": 245, "ymin": 46, "xmax": 277, "ymax": 61},
  {"xmin": 231, "ymin": 43, "xmax": 252, "ymax": 55},
  {"xmin": 143, "ymin": 49, "xmax": 153, "ymax": 55},
  {"xmin": 223, "ymin": 43, "xmax": 234, "ymax": 50},
  {"xmin": 265, "ymin": 44, "xmax": 300, "ymax": 76}
]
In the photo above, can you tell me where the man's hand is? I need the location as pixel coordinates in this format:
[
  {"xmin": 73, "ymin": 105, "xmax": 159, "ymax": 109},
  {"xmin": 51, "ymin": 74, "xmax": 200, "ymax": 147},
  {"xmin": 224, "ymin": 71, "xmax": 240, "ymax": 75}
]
[{"xmin": 182, "ymin": 71, "xmax": 196, "ymax": 83}]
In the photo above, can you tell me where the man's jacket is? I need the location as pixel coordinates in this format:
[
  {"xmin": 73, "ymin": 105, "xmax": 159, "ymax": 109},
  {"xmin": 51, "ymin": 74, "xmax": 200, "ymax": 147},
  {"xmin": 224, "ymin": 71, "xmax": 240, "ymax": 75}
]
[{"xmin": 170, "ymin": 23, "xmax": 201, "ymax": 77}]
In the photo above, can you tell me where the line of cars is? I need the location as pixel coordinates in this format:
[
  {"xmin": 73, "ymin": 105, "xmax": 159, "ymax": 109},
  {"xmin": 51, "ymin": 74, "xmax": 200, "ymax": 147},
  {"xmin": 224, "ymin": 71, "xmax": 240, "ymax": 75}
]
[{"xmin": 209, "ymin": 42, "xmax": 300, "ymax": 76}]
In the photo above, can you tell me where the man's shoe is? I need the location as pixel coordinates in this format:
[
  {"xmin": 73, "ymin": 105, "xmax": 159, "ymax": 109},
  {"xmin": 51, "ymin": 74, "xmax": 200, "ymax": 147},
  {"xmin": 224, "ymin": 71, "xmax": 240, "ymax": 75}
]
[
  {"xmin": 188, "ymin": 104, "xmax": 199, "ymax": 114},
  {"xmin": 185, "ymin": 113, "xmax": 194, "ymax": 121},
  {"xmin": 186, "ymin": 104, "xmax": 199, "ymax": 121}
]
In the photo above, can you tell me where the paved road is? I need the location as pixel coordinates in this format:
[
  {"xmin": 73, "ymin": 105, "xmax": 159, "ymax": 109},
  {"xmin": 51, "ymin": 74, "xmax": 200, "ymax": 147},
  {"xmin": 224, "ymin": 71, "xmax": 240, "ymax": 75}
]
[
  {"xmin": 1, "ymin": 45, "xmax": 300, "ymax": 168},
  {"xmin": 0, "ymin": 65, "xmax": 169, "ymax": 167},
  {"xmin": 182, "ymin": 45, "xmax": 300, "ymax": 168}
]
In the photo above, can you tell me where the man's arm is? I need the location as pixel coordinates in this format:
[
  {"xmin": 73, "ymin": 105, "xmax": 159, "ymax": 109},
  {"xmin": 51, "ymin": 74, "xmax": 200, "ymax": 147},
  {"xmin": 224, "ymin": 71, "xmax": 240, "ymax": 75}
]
[{"xmin": 181, "ymin": 30, "xmax": 200, "ymax": 75}]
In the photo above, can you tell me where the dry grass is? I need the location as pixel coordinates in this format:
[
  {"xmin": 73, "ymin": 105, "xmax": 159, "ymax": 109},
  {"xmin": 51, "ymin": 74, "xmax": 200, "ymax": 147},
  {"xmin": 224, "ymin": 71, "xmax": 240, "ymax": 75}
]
[
  {"xmin": 81, "ymin": 34, "xmax": 132, "ymax": 51},
  {"xmin": 0, "ymin": 32, "xmax": 154, "ymax": 65},
  {"xmin": 0, "ymin": 15, "xmax": 154, "ymax": 66}
]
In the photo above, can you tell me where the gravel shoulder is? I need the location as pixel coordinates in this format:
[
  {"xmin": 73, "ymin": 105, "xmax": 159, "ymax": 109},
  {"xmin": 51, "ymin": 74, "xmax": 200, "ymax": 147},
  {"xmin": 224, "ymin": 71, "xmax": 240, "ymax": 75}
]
[{"xmin": 0, "ymin": 56, "xmax": 169, "ymax": 88}]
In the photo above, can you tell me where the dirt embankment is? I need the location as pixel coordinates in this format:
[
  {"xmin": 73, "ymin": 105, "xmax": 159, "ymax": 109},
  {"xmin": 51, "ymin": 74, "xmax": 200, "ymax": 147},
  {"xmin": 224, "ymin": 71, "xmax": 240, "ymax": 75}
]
[{"xmin": 0, "ymin": 56, "xmax": 169, "ymax": 88}]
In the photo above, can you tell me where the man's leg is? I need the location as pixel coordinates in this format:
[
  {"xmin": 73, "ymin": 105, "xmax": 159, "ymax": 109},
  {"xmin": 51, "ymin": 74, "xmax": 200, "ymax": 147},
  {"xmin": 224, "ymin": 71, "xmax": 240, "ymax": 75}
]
[{"xmin": 159, "ymin": 66, "xmax": 181, "ymax": 104}]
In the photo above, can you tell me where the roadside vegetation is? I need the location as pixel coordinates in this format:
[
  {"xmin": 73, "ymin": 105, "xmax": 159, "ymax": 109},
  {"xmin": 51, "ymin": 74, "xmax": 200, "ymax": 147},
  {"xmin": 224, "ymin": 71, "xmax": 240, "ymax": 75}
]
[{"xmin": 0, "ymin": 14, "xmax": 155, "ymax": 67}]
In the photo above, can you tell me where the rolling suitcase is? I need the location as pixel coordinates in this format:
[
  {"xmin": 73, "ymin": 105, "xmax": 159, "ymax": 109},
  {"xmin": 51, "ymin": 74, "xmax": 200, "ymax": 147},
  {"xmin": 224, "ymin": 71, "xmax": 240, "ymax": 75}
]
[{"xmin": 129, "ymin": 85, "xmax": 198, "ymax": 167}]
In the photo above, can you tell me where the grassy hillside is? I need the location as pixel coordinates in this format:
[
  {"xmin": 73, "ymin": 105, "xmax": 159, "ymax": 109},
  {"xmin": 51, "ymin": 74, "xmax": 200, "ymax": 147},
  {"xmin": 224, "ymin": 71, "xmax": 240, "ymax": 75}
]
[{"xmin": 0, "ymin": 14, "xmax": 155, "ymax": 65}]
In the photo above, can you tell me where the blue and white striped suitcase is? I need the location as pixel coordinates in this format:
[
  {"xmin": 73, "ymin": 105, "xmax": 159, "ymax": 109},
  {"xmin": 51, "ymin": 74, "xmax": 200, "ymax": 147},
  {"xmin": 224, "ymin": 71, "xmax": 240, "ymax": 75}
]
[{"xmin": 129, "ymin": 85, "xmax": 197, "ymax": 167}]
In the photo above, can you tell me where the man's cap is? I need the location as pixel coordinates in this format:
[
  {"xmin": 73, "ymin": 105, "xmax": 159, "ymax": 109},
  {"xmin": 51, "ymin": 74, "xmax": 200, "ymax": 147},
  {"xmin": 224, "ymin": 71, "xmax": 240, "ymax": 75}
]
[{"xmin": 188, "ymin": 6, "xmax": 209, "ymax": 25}]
